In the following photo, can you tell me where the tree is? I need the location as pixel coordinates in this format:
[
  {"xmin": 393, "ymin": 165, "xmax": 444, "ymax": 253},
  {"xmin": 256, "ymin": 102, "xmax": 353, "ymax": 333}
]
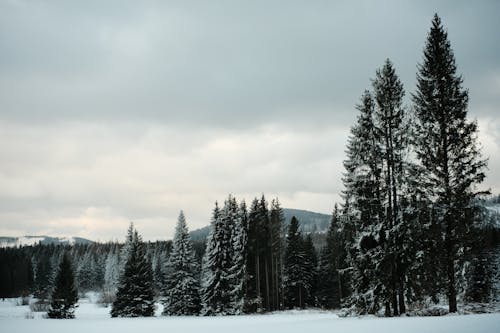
[
  {"xmin": 201, "ymin": 201, "xmax": 232, "ymax": 315},
  {"xmin": 47, "ymin": 252, "xmax": 78, "ymax": 319},
  {"xmin": 228, "ymin": 199, "xmax": 248, "ymax": 314},
  {"xmin": 302, "ymin": 234, "xmax": 318, "ymax": 306},
  {"xmin": 103, "ymin": 247, "xmax": 120, "ymax": 297},
  {"xmin": 372, "ymin": 59, "xmax": 409, "ymax": 316},
  {"xmin": 162, "ymin": 211, "xmax": 201, "ymax": 316},
  {"xmin": 412, "ymin": 14, "xmax": 487, "ymax": 312},
  {"xmin": 316, "ymin": 205, "xmax": 343, "ymax": 309},
  {"xmin": 269, "ymin": 198, "xmax": 286, "ymax": 310},
  {"xmin": 245, "ymin": 195, "xmax": 277, "ymax": 312},
  {"xmin": 111, "ymin": 226, "xmax": 155, "ymax": 317},
  {"xmin": 341, "ymin": 89, "xmax": 385, "ymax": 314},
  {"xmin": 283, "ymin": 217, "xmax": 309, "ymax": 308}
]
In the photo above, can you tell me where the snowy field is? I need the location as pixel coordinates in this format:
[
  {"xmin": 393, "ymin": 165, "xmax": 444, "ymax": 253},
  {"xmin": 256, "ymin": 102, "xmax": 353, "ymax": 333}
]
[{"xmin": 1, "ymin": 297, "xmax": 499, "ymax": 333}]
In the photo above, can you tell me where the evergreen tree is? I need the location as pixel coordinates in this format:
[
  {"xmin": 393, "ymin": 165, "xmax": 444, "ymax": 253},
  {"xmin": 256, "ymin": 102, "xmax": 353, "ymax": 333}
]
[
  {"xmin": 111, "ymin": 227, "xmax": 155, "ymax": 317},
  {"xmin": 245, "ymin": 195, "xmax": 277, "ymax": 312},
  {"xmin": 412, "ymin": 14, "xmax": 487, "ymax": 312},
  {"xmin": 162, "ymin": 211, "xmax": 201, "ymax": 316},
  {"xmin": 316, "ymin": 205, "xmax": 342, "ymax": 309},
  {"xmin": 283, "ymin": 217, "xmax": 308, "ymax": 308},
  {"xmin": 269, "ymin": 198, "xmax": 286, "ymax": 310},
  {"xmin": 228, "ymin": 199, "xmax": 248, "ymax": 314},
  {"xmin": 103, "ymin": 247, "xmax": 120, "ymax": 297},
  {"xmin": 201, "ymin": 201, "xmax": 233, "ymax": 315},
  {"xmin": 342, "ymin": 89, "xmax": 385, "ymax": 314},
  {"xmin": 372, "ymin": 59, "xmax": 409, "ymax": 316},
  {"xmin": 47, "ymin": 252, "xmax": 78, "ymax": 319},
  {"xmin": 302, "ymin": 234, "xmax": 318, "ymax": 306}
]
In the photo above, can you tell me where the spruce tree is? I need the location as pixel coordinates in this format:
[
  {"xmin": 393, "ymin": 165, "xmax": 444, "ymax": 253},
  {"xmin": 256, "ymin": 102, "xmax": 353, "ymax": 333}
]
[
  {"xmin": 372, "ymin": 59, "xmax": 409, "ymax": 316},
  {"xmin": 342, "ymin": 89, "xmax": 385, "ymax": 314},
  {"xmin": 303, "ymin": 234, "xmax": 318, "ymax": 307},
  {"xmin": 228, "ymin": 199, "xmax": 248, "ymax": 314},
  {"xmin": 269, "ymin": 198, "xmax": 286, "ymax": 310},
  {"xmin": 47, "ymin": 252, "xmax": 78, "ymax": 319},
  {"xmin": 162, "ymin": 211, "xmax": 201, "ymax": 315},
  {"xmin": 412, "ymin": 14, "xmax": 487, "ymax": 312},
  {"xmin": 283, "ymin": 217, "xmax": 308, "ymax": 309},
  {"xmin": 111, "ymin": 227, "xmax": 155, "ymax": 317},
  {"xmin": 201, "ymin": 201, "xmax": 232, "ymax": 315},
  {"xmin": 316, "ymin": 205, "xmax": 342, "ymax": 309},
  {"xmin": 245, "ymin": 196, "xmax": 271, "ymax": 312}
]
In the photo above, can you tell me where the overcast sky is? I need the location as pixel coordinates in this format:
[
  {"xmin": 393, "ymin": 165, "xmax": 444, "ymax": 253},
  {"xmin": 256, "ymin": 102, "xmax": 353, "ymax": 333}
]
[{"xmin": 1, "ymin": 0, "xmax": 499, "ymax": 241}]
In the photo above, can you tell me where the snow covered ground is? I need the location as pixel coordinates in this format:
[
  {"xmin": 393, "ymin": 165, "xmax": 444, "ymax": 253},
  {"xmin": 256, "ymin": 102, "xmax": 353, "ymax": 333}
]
[{"xmin": 1, "ymin": 297, "xmax": 499, "ymax": 333}]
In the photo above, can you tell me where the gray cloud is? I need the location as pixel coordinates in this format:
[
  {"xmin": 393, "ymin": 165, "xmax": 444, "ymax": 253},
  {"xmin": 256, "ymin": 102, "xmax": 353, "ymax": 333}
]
[{"xmin": 0, "ymin": 1, "xmax": 498, "ymax": 240}]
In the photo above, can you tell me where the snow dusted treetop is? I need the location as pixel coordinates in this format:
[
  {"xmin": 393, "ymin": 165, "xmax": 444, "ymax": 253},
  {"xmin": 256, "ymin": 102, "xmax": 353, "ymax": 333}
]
[
  {"xmin": 163, "ymin": 210, "xmax": 201, "ymax": 316},
  {"xmin": 111, "ymin": 226, "xmax": 155, "ymax": 317}
]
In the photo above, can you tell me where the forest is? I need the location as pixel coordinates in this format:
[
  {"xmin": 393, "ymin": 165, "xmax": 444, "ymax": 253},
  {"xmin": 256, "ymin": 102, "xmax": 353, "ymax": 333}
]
[{"xmin": 0, "ymin": 14, "xmax": 499, "ymax": 318}]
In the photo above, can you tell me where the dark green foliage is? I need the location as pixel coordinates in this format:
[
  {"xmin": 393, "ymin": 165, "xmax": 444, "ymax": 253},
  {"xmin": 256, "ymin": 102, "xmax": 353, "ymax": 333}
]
[
  {"xmin": 0, "ymin": 248, "xmax": 34, "ymax": 298},
  {"xmin": 111, "ymin": 226, "xmax": 155, "ymax": 317},
  {"xmin": 316, "ymin": 206, "xmax": 345, "ymax": 309},
  {"xmin": 245, "ymin": 197, "xmax": 269, "ymax": 312},
  {"xmin": 47, "ymin": 252, "xmax": 78, "ymax": 319},
  {"xmin": 303, "ymin": 234, "xmax": 318, "ymax": 306},
  {"xmin": 284, "ymin": 217, "xmax": 311, "ymax": 308},
  {"xmin": 412, "ymin": 14, "xmax": 488, "ymax": 313}
]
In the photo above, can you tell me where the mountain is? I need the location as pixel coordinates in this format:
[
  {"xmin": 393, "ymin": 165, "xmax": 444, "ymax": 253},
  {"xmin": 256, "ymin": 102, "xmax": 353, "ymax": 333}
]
[
  {"xmin": 282, "ymin": 208, "xmax": 331, "ymax": 233},
  {"xmin": 0, "ymin": 235, "xmax": 94, "ymax": 248},
  {"xmin": 189, "ymin": 208, "xmax": 332, "ymax": 241}
]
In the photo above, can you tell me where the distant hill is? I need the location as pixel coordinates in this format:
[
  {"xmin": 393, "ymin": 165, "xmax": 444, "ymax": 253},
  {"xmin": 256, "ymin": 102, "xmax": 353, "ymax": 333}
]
[
  {"xmin": 0, "ymin": 235, "xmax": 93, "ymax": 248},
  {"xmin": 189, "ymin": 208, "xmax": 332, "ymax": 241},
  {"xmin": 283, "ymin": 208, "xmax": 331, "ymax": 233}
]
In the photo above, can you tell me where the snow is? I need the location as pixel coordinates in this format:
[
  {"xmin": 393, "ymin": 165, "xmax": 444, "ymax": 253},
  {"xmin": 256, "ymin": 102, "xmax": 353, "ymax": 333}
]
[
  {"xmin": 486, "ymin": 204, "xmax": 500, "ymax": 215},
  {"xmin": 0, "ymin": 236, "xmax": 45, "ymax": 248},
  {"xmin": 0, "ymin": 236, "xmax": 79, "ymax": 248},
  {"xmin": 1, "ymin": 298, "xmax": 499, "ymax": 333}
]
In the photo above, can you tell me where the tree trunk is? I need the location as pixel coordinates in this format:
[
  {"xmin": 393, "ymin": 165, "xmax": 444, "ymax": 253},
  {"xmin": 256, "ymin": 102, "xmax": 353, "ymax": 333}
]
[
  {"xmin": 446, "ymin": 237, "xmax": 457, "ymax": 313},
  {"xmin": 264, "ymin": 257, "xmax": 270, "ymax": 311},
  {"xmin": 256, "ymin": 254, "xmax": 261, "ymax": 311},
  {"xmin": 398, "ymin": 280, "xmax": 405, "ymax": 314}
]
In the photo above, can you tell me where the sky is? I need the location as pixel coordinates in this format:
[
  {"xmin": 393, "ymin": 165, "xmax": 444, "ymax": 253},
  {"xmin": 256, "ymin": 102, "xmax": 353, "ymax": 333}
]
[{"xmin": 0, "ymin": 0, "xmax": 499, "ymax": 241}]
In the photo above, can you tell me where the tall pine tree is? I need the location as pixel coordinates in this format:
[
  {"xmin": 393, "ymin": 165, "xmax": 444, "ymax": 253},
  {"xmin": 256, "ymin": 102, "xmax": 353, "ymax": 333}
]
[
  {"xmin": 342, "ymin": 89, "xmax": 385, "ymax": 314},
  {"xmin": 201, "ymin": 201, "xmax": 232, "ymax": 315},
  {"xmin": 162, "ymin": 211, "xmax": 201, "ymax": 315},
  {"xmin": 283, "ymin": 217, "xmax": 309, "ymax": 309},
  {"xmin": 228, "ymin": 199, "xmax": 248, "ymax": 314},
  {"xmin": 412, "ymin": 14, "xmax": 487, "ymax": 312},
  {"xmin": 373, "ymin": 59, "xmax": 409, "ymax": 316}
]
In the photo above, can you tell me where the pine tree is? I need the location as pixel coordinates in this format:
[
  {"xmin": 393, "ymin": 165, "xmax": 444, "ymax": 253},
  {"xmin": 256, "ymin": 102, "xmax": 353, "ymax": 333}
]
[
  {"xmin": 342, "ymin": 89, "xmax": 385, "ymax": 314},
  {"xmin": 201, "ymin": 201, "xmax": 233, "ymax": 315},
  {"xmin": 162, "ymin": 211, "xmax": 201, "ymax": 315},
  {"xmin": 269, "ymin": 198, "xmax": 286, "ymax": 310},
  {"xmin": 283, "ymin": 217, "xmax": 308, "ymax": 309},
  {"xmin": 303, "ymin": 234, "xmax": 318, "ymax": 306},
  {"xmin": 228, "ymin": 199, "xmax": 248, "ymax": 314},
  {"xmin": 372, "ymin": 59, "xmax": 409, "ymax": 316},
  {"xmin": 412, "ymin": 14, "xmax": 487, "ymax": 313},
  {"xmin": 111, "ymin": 227, "xmax": 155, "ymax": 317},
  {"xmin": 47, "ymin": 252, "xmax": 78, "ymax": 319},
  {"xmin": 103, "ymin": 247, "xmax": 120, "ymax": 297},
  {"xmin": 316, "ymin": 205, "xmax": 342, "ymax": 309}
]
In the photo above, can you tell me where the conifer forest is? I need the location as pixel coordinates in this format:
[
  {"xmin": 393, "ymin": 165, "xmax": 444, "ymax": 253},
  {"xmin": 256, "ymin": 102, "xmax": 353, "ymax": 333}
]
[{"xmin": 0, "ymin": 13, "xmax": 499, "ymax": 326}]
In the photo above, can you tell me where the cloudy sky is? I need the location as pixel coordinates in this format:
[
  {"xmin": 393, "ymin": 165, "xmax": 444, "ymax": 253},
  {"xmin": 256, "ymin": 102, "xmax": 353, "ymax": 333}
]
[{"xmin": 0, "ymin": 0, "xmax": 499, "ymax": 241}]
